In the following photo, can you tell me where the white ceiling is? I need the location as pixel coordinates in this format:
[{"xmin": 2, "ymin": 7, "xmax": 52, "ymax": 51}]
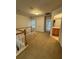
[{"xmin": 16, "ymin": 0, "xmax": 62, "ymax": 16}]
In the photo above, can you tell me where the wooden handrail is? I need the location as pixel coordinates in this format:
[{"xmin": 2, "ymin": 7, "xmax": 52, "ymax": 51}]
[
  {"xmin": 16, "ymin": 29, "xmax": 24, "ymax": 32},
  {"xmin": 16, "ymin": 31, "xmax": 24, "ymax": 35}
]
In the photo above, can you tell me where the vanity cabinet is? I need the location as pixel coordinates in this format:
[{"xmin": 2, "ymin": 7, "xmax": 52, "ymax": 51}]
[{"xmin": 52, "ymin": 27, "xmax": 60, "ymax": 36}]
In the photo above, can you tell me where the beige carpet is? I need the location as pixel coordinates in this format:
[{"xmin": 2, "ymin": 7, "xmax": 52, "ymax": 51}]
[{"xmin": 16, "ymin": 32, "xmax": 62, "ymax": 59}]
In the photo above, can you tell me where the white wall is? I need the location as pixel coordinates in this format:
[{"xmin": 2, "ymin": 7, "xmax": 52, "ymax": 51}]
[
  {"xmin": 16, "ymin": 14, "xmax": 31, "ymax": 28},
  {"xmin": 50, "ymin": 7, "xmax": 62, "ymax": 36},
  {"xmin": 50, "ymin": 7, "xmax": 62, "ymax": 46},
  {"xmin": 35, "ymin": 16, "xmax": 44, "ymax": 32},
  {"xmin": 53, "ymin": 13, "xmax": 62, "ymax": 28},
  {"xmin": 54, "ymin": 18, "xmax": 61, "ymax": 28},
  {"xmin": 51, "ymin": 7, "xmax": 62, "ymax": 18}
]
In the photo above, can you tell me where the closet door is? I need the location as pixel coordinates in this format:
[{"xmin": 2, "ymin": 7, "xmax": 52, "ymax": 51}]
[{"xmin": 36, "ymin": 16, "xmax": 44, "ymax": 32}]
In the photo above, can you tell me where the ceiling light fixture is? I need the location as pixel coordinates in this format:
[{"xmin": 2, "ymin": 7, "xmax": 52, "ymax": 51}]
[
  {"xmin": 34, "ymin": 12, "xmax": 40, "ymax": 15},
  {"xmin": 30, "ymin": 8, "xmax": 42, "ymax": 15}
]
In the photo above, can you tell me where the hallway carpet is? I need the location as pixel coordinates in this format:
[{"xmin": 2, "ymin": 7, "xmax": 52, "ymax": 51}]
[{"xmin": 16, "ymin": 32, "xmax": 62, "ymax": 59}]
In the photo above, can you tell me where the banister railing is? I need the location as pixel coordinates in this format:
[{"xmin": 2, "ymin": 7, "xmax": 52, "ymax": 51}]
[
  {"xmin": 16, "ymin": 29, "xmax": 27, "ymax": 45},
  {"xmin": 16, "ymin": 26, "xmax": 33, "ymax": 56},
  {"xmin": 16, "ymin": 26, "xmax": 33, "ymax": 44}
]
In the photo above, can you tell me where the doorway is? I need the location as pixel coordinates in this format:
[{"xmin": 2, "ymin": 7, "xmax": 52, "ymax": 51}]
[
  {"xmin": 31, "ymin": 19, "xmax": 36, "ymax": 31},
  {"xmin": 46, "ymin": 18, "xmax": 51, "ymax": 32},
  {"xmin": 44, "ymin": 15, "xmax": 51, "ymax": 32}
]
